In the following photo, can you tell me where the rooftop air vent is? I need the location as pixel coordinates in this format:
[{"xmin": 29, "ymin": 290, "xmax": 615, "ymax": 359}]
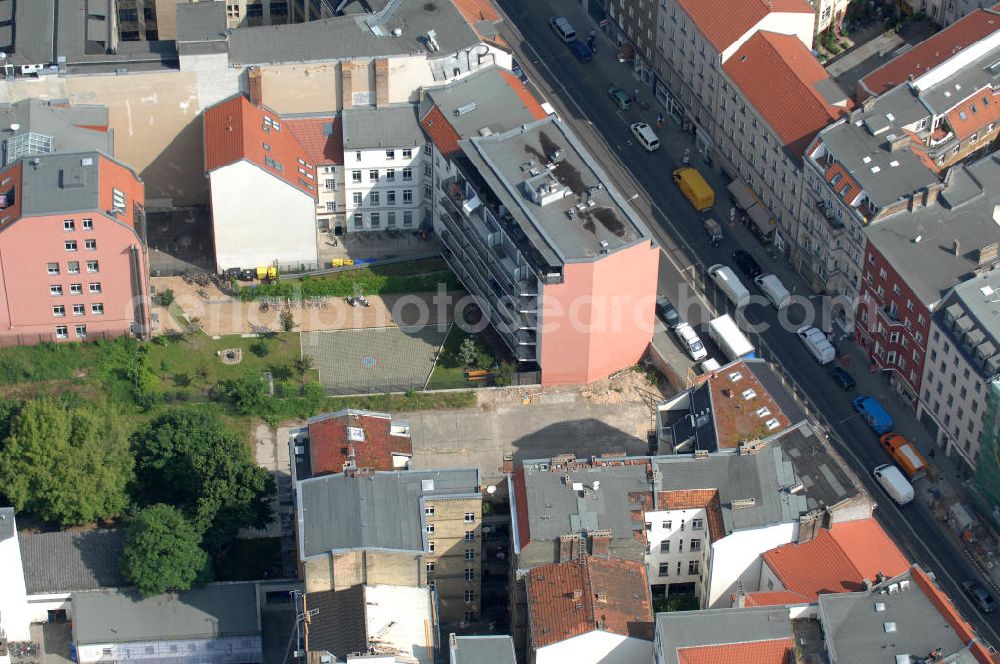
[
  {"xmin": 455, "ymin": 102, "xmax": 477, "ymax": 117},
  {"xmin": 874, "ymin": 602, "xmax": 886, "ymax": 612},
  {"xmin": 883, "ymin": 622, "xmax": 897, "ymax": 633},
  {"xmin": 728, "ymin": 371, "xmax": 743, "ymax": 382},
  {"xmin": 421, "ymin": 479, "xmax": 435, "ymax": 491}
]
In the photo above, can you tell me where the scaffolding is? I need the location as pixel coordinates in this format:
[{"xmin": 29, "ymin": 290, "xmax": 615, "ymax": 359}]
[{"xmin": 971, "ymin": 379, "xmax": 1000, "ymax": 524}]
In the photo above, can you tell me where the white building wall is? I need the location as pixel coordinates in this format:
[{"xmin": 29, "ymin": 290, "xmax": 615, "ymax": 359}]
[
  {"xmin": 20, "ymin": 593, "xmax": 71, "ymax": 625},
  {"xmin": 643, "ymin": 508, "xmax": 710, "ymax": 598},
  {"xmin": 706, "ymin": 522, "xmax": 798, "ymax": 608},
  {"xmin": 209, "ymin": 161, "xmax": 318, "ymax": 270},
  {"xmin": 758, "ymin": 558, "xmax": 785, "ymax": 593},
  {"xmin": 536, "ymin": 631, "xmax": 652, "ymax": 664},
  {"xmin": 719, "ymin": 13, "xmax": 814, "ymax": 62},
  {"xmin": 342, "ymin": 145, "xmax": 425, "ymax": 232},
  {"xmin": 77, "ymin": 636, "xmax": 262, "ymax": 664},
  {"xmin": 314, "ymin": 163, "xmax": 344, "ymax": 232},
  {"xmin": 0, "ymin": 513, "xmax": 30, "ymax": 640}
]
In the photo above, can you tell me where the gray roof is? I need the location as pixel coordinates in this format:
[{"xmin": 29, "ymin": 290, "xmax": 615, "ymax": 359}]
[
  {"xmin": 9, "ymin": 0, "xmax": 55, "ymax": 66},
  {"xmin": 422, "ymin": 66, "xmax": 544, "ymax": 141},
  {"xmin": 917, "ymin": 41, "xmax": 1000, "ymax": 116},
  {"xmin": 72, "ymin": 584, "xmax": 261, "ymax": 645},
  {"xmin": 935, "ymin": 270, "xmax": 1000, "ymax": 379},
  {"xmin": 819, "ymin": 568, "xmax": 969, "ymax": 663},
  {"xmin": 342, "ymin": 105, "xmax": 423, "ymax": 149},
  {"xmin": 655, "ymin": 606, "xmax": 794, "ymax": 664},
  {"xmin": 175, "ymin": 1, "xmax": 228, "ymax": 44},
  {"xmin": 19, "ymin": 528, "xmax": 126, "ymax": 593},
  {"xmin": 296, "ymin": 468, "xmax": 481, "ymax": 559},
  {"xmin": 450, "ymin": 635, "xmax": 517, "ymax": 664},
  {"xmin": 17, "ymin": 152, "xmax": 121, "ymax": 217},
  {"xmin": 819, "ymin": 86, "xmax": 936, "ymax": 209},
  {"xmin": 458, "ymin": 116, "xmax": 653, "ymax": 265},
  {"xmin": 303, "ymin": 587, "xmax": 368, "ymax": 657},
  {"xmin": 0, "ymin": 507, "xmax": 14, "ymax": 543},
  {"xmin": 223, "ymin": 0, "xmax": 480, "ymax": 66},
  {"xmin": 0, "ymin": 99, "xmax": 112, "ymax": 162},
  {"xmin": 865, "ymin": 151, "xmax": 1000, "ymax": 306},
  {"xmin": 769, "ymin": 421, "xmax": 859, "ymax": 513}
]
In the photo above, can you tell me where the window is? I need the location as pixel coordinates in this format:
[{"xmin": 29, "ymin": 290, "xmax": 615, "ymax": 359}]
[
  {"xmin": 425, "ymin": 505, "xmax": 435, "ymax": 516},
  {"xmin": 65, "ymin": 240, "xmax": 77, "ymax": 252},
  {"xmin": 47, "ymin": 262, "xmax": 59, "ymax": 275},
  {"xmin": 465, "ymin": 568, "xmax": 476, "ymax": 580},
  {"xmin": 355, "ymin": 150, "xmax": 362, "ymax": 162},
  {"xmin": 658, "ymin": 562, "xmax": 670, "ymax": 577},
  {"xmin": 91, "ymin": 303, "xmax": 104, "ymax": 315},
  {"xmin": 75, "ymin": 325, "xmax": 87, "ymax": 339},
  {"xmin": 387, "ymin": 190, "xmax": 396, "ymax": 205},
  {"xmin": 67, "ymin": 261, "xmax": 80, "ymax": 274},
  {"xmin": 325, "ymin": 201, "xmax": 337, "ymax": 213},
  {"xmin": 88, "ymin": 283, "xmax": 101, "ymax": 294},
  {"xmin": 85, "ymin": 239, "xmax": 96, "ymax": 251},
  {"xmin": 402, "ymin": 148, "xmax": 412, "ymax": 159},
  {"xmin": 465, "ymin": 531, "xmax": 475, "ymax": 541},
  {"xmin": 464, "ymin": 590, "xmax": 475, "ymax": 603},
  {"xmin": 387, "ymin": 211, "xmax": 396, "ymax": 227},
  {"xmin": 55, "ymin": 325, "xmax": 68, "ymax": 339},
  {"xmin": 352, "ymin": 170, "xmax": 362, "ymax": 183},
  {"xmin": 370, "ymin": 191, "xmax": 380, "ymax": 206},
  {"xmin": 264, "ymin": 156, "xmax": 283, "ymax": 172},
  {"xmin": 263, "ymin": 142, "xmax": 271, "ymax": 152},
  {"xmin": 369, "ymin": 169, "xmax": 379, "ymax": 181},
  {"xmin": 353, "ymin": 192, "xmax": 363, "ymax": 206},
  {"xmin": 688, "ymin": 560, "xmax": 700, "ymax": 575},
  {"xmin": 464, "ymin": 549, "xmax": 475, "ymax": 560},
  {"xmin": 82, "ymin": 218, "xmax": 93, "ymax": 230},
  {"xmin": 52, "ymin": 305, "xmax": 65, "ymax": 317},
  {"xmin": 426, "ymin": 561, "xmax": 435, "ymax": 573},
  {"xmin": 403, "ymin": 210, "xmax": 414, "ymax": 227},
  {"xmin": 691, "ymin": 518, "xmax": 704, "ymax": 530},
  {"xmin": 370, "ymin": 212, "xmax": 380, "ymax": 228},
  {"xmin": 353, "ymin": 213, "xmax": 364, "ymax": 229},
  {"xmin": 425, "ymin": 524, "xmax": 434, "ymax": 534},
  {"xmin": 677, "ymin": 561, "xmax": 682, "ymax": 575},
  {"xmin": 386, "ymin": 149, "xmax": 395, "ymax": 160},
  {"xmin": 660, "ymin": 540, "xmax": 670, "ymax": 552},
  {"xmin": 70, "ymin": 284, "xmax": 83, "ymax": 295},
  {"xmin": 403, "ymin": 189, "xmax": 413, "ymax": 204},
  {"xmin": 63, "ymin": 220, "xmax": 75, "ymax": 231},
  {"xmin": 402, "ymin": 167, "xmax": 413, "ymax": 181},
  {"xmin": 464, "ymin": 512, "xmax": 475, "ymax": 522},
  {"xmin": 72, "ymin": 304, "xmax": 85, "ymax": 316},
  {"xmin": 386, "ymin": 168, "xmax": 396, "ymax": 181},
  {"xmin": 690, "ymin": 538, "xmax": 702, "ymax": 552},
  {"xmin": 428, "ymin": 541, "xmax": 435, "ymax": 552},
  {"xmin": 662, "ymin": 520, "xmax": 672, "ymax": 529},
  {"xmin": 325, "ymin": 178, "xmax": 336, "ymax": 191},
  {"xmin": 50, "ymin": 285, "xmax": 63, "ymax": 296}
]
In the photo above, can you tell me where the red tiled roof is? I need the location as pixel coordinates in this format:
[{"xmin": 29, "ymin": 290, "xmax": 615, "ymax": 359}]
[
  {"xmin": 203, "ymin": 94, "xmax": 317, "ymax": 198},
  {"xmin": 450, "ymin": 0, "xmax": 509, "ymax": 48},
  {"xmin": 823, "ymin": 161, "xmax": 863, "ymax": 205},
  {"xmin": 859, "ymin": 5, "xmax": 1000, "ymax": 99},
  {"xmin": 691, "ymin": 360, "xmax": 791, "ymax": 449},
  {"xmin": 741, "ymin": 590, "xmax": 812, "ymax": 607},
  {"xmin": 513, "ymin": 465, "xmax": 531, "ymax": 549},
  {"xmin": 656, "ymin": 489, "xmax": 725, "ymax": 543},
  {"xmin": 497, "ymin": 69, "xmax": 548, "ymax": 121},
  {"xmin": 724, "ymin": 32, "xmax": 849, "ymax": 158},
  {"xmin": 526, "ymin": 557, "xmax": 652, "ymax": 650},
  {"xmin": 285, "ymin": 116, "xmax": 344, "ymax": 166},
  {"xmin": 676, "ymin": 0, "xmax": 812, "ymax": 51},
  {"xmin": 676, "ymin": 639, "xmax": 794, "ymax": 664},
  {"xmin": 420, "ymin": 106, "xmax": 463, "ymax": 157},
  {"xmin": 308, "ymin": 411, "xmax": 412, "ymax": 476},
  {"xmin": 945, "ymin": 87, "xmax": 1000, "ymax": 140},
  {"xmin": 829, "ymin": 518, "xmax": 908, "ymax": 581}
]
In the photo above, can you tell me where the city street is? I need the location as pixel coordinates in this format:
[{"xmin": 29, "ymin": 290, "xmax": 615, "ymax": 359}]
[{"xmin": 496, "ymin": 0, "xmax": 1000, "ymax": 646}]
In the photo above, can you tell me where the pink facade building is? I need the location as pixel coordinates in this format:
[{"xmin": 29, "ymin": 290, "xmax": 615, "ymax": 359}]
[{"xmin": 0, "ymin": 100, "xmax": 148, "ymax": 345}]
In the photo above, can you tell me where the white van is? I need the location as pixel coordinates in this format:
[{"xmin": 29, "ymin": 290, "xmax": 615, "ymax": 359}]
[
  {"xmin": 797, "ymin": 326, "xmax": 835, "ymax": 365},
  {"xmin": 630, "ymin": 123, "xmax": 661, "ymax": 152},
  {"xmin": 699, "ymin": 357, "xmax": 722, "ymax": 373},
  {"xmin": 674, "ymin": 323, "xmax": 708, "ymax": 361},
  {"xmin": 754, "ymin": 273, "xmax": 791, "ymax": 309},
  {"xmin": 707, "ymin": 264, "xmax": 750, "ymax": 308},
  {"xmin": 874, "ymin": 464, "xmax": 914, "ymax": 505},
  {"xmin": 548, "ymin": 16, "xmax": 576, "ymax": 42}
]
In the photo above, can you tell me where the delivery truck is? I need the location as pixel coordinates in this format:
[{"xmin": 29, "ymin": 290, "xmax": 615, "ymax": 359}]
[
  {"xmin": 708, "ymin": 314, "xmax": 756, "ymax": 361},
  {"xmin": 879, "ymin": 433, "xmax": 928, "ymax": 480},
  {"xmin": 673, "ymin": 167, "xmax": 715, "ymax": 212},
  {"xmin": 852, "ymin": 395, "xmax": 894, "ymax": 435},
  {"xmin": 873, "ymin": 464, "xmax": 914, "ymax": 506}
]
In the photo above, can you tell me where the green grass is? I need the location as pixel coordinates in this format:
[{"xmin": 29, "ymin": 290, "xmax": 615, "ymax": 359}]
[
  {"xmin": 213, "ymin": 537, "xmax": 283, "ymax": 581},
  {"xmin": 426, "ymin": 326, "xmax": 479, "ymax": 390},
  {"xmin": 0, "ymin": 341, "xmax": 108, "ymax": 385},
  {"xmin": 652, "ymin": 595, "xmax": 700, "ymax": 613},
  {"xmin": 324, "ymin": 390, "xmax": 475, "ymax": 412}
]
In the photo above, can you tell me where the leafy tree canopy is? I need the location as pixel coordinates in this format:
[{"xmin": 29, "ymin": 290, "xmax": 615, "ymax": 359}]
[{"xmin": 120, "ymin": 504, "xmax": 211, "ymax": 596}]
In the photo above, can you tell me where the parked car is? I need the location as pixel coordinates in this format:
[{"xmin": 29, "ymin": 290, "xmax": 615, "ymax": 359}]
[
  {"xmin": 797, "ymin": 325, "xmax": 835, "ymax": 364},
  {"xmin": 754, "ymin": 273, "xmax": 790, "ymax": 308},
  {"xmin": 655, "ymin": 296, "xmax": 681, "ymax": 327},
  {"xmin": 511, "ymin": 58, "xmax": 528, "ymax": 84},
  {"xmin": 607, "ymin": 85, "xmax": 631, "ymax": 110},
  {"xmin": 962, "ymin": 581, "xmax": 997, "ymax": 613},
  {"xmin": 829, "ymin": 366, "xmax": 856, "ymax": 391},
  {"xmin": 549, "ymin": 16, "xmax": 577, "ymax": 42},
  {"xmin": 568, "ymin": 40, "xmax": 592, "ymax": 62},
  {"xmin": 732, "ymin": 250, "xmax": 762, "ymax": 279},
  {"xmin": 674, "ymin": 323, "xmax": 707, "ymax": 361}
]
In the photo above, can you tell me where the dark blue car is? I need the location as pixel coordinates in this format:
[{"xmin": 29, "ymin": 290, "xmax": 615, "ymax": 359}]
[{"xmin": 569, "ymin": 40, "xmax": 592, "ymax": 62}]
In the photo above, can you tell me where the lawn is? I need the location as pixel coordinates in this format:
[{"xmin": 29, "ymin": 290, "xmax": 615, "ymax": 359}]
[{"xmin": 426, "ymin": 325, "xmax": 479, "ymax": 390}]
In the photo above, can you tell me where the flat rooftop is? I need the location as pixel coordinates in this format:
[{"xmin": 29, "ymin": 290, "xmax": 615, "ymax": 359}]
[
  {"xmin": 655, "ymin": 606, "xmax": 794, "ymax": 664},
  {"xmin": 0, "ymin": 99, "xmax": 112, "ymax": 164},
  {"xmin": 296, "ymin": 468, "xmax": 480, "ymax": 559},
  {"xmin": 72, "ymin": 584, "xmax": 260, "ymax": 645},
  {"xmin": 769, "ymin": 422, "xmax": 859, "ymax": 514},
  {"xmin": 342, "ymin": 105, "xmax": 424, "ymax": 150},
  {"xmin": 459, "ymin": 117, "xmax": 653, "ymax": 265},
  {"xmin": 938, "ymin": 269, "xmax": 1000, "ymax": 379},
  {"xmin": 450, "ymin": 635, "xmax": 517, "ymax": 664},
  {"xmin": 18, "ymin": 152, "xmax": 106, "ymax": 217}
]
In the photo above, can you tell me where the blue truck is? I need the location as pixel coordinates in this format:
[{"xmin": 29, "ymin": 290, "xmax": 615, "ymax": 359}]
[{"xmin": 852, "ymin": 395, "xmax": 894, "ymax": 435}]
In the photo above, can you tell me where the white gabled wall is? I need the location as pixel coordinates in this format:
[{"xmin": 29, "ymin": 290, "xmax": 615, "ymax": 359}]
[
  {"xmin": 209, "ymin": 161, "xmax": 319, "ymax": 271},
  {"xmin": 536, "ymin": 631, "xmax": 652, "ymax": 664},
  {"xmin": 707, "ymin": 522, "xmax": 798, "ymax": 607},
  {"xmin": 0, "ymin": 512, "xmax": 30, "ymax": 640}
]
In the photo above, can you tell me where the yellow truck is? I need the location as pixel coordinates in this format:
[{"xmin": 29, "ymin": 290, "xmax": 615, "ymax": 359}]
[{"xmin": 673, "ymin": 167, "xmax": 715, "ymax": 212}]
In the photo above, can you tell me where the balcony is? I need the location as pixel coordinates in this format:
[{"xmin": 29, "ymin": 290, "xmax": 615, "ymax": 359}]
[
  {"xmin": 880, "ymin": 305, "xmax": 904, "ymax": 326},
  {"xmin": 813, "ymin": 200, "xmax": 845, "ymax": 232},
  {"xmin": 929, "ymin": 125, "xmax": 954, "ymax": 148}
]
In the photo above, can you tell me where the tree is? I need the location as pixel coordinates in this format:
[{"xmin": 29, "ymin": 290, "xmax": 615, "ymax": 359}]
[
  {"xmin": 458, "ymin": 338, "xmax": 479, "ymax": 367},
  {"xmin": 0, "ymin": 399, "xmax": 133, "ymax": 526},
  {"xmin": 120, "ymin": 504, "xmax": 211, "ymax": 596},
  {"xmin": 132, "ymin": 410, "xmax": 274, "ymax": 549},
  {"xmin": 281, "ymin": 309, "xmax": 296, "ymax": 332},
  {"xmin": 214, "ymin": 374, "xmax": 267, "ymax": 415},
  {"xmin": 293, "ymin": 355, "xmax": 315, "ymax": 383},
  {"xmin": 158, "ymin": 288, "xmax": 175, "ymax": 307}
]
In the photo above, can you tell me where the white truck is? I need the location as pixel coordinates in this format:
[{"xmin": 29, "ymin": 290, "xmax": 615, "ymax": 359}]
[
  {"xmin": 708, "ymin": 314, "xmax": 756, "ymax": 361},
  {"xmin": 797, "ymin": 326, "xmax": 836, "ymax": 364},
  {"xmin": 707, "ymin": 264, "xmax": 750, "ymax": 308},
  {"xmin": 754, "ymin": 273, "xmax": 791, "ymax": 309},
  {"xmin": 874, "ymin": 464, "xmax": 914, "ymax": 506}
]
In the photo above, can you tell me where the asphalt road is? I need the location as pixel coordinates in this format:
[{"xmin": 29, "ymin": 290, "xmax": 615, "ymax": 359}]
[{"xmin": 496, "ymin": 0, "xmax": 1000, "ymax": 646}]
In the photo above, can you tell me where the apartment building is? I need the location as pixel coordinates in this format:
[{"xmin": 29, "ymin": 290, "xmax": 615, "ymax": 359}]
[
  {"xmin": 652, "ymin": 0, "xmax": 814, "ymax": 153},
  {"xmin": 294, "ymin": 468, "xmax": 482, "ymax": 624},
  {"xmin": 426, "ymin": 107, "xmax": 659, "ymax": 384},
  {"xmin": 919, "ymin": 269, "xmax": 1000, "ymax": 474},
  {"xmin": 525, "ymin": 557, "xmax": 653, "ymax": 664},
  {"xmin": 342, "ymin": 106, "xmax": 427, "ymax": 233},
  {"xmin": 976, "ymin": 379, "xmax": 1000, "ymax": 511},
  {"xmin": 716, "ymin": 30, "xmax": 849, "ymax": 265},
  {"xmin": 295, "ymin": 408, "xmax": 413, "ymax": 478},
  {"xmin": 115, "ymin": 0, "xmax": 185, "ymax": 41},
  {"xmin": 922, "ymin": 0, "xmax": 999, "ymax": 26},
  {"xmin": 853, "ymin": 152, "xmax": 1000, "ymax": 406},
  {"xmin": 605, "ymin": 0, "xmax": 662, "ymax": 85},
  {"xmin": 807, "ymin": 0, "xmax": 850, "ymax": 40}
]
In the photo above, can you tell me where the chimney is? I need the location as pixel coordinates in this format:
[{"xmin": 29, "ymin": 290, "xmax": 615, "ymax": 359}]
[
  {"xmin": 909, "ymin": 193, "xmax": 923, "ymax": 212},
  {"xmin": 571, "ymin": 589, "xmax": 583, "ymax": 600},
  {"xmin": 340, "ymin": 63, "xmax": 354, "ymax": 110},
  {"xmin": 978, "ymin": 242, "xmax": 999, "ymax": 266},
  {"xmin": 247, "ymin": 67, "xmax": 263, "ymax": 106},
  {"xmin": 953, "ymin": 239, "xmax": 961, "ymax": 256},
  {"xmin": 924, "ymin": 185, "xmax": 941, "ymax": 207},
  {"xmin": 863, "ymin": 578, "xmax": 873, "ymax": 590}
]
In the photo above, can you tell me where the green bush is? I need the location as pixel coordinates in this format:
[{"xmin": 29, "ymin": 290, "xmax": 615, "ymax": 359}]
[
  {"xmin": 237, "ymin": 262, "xmax": 461, "ymax": 301},
  {"xmin": 158, "ymin": 289, "xmax": 175, "ymax": 307}
]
